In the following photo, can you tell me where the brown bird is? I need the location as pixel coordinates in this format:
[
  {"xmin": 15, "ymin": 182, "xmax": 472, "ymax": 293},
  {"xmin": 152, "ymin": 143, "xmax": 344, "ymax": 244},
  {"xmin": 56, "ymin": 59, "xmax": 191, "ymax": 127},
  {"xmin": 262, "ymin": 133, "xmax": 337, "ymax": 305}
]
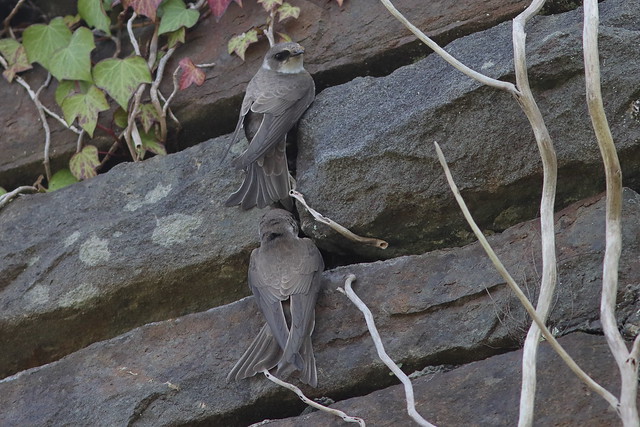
[
  {"xmin": 225, "ymin": 42, "xmax": 315, "ymax": 210},
  {"xmin": 227, "ymin": 209, "xmax": 324, "ymax": 386}
]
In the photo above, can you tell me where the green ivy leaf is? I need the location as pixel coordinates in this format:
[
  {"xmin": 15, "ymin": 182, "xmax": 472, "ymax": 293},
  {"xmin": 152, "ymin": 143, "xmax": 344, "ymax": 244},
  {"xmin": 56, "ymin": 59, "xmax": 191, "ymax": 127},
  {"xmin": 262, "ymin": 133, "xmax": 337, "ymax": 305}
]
[
  {"xmin": 166, "ymin": 27, "xmax": 185, "ymax": 48},
  {"xmin": 93, "ymin": 56, "xmax": 152, "ymax": 110},
  {"xmin": 227, "ymin": 29, "xmax": 258, "ymax": 61},
  {"xmin": 78, "ymin": 0, "xmax": 112, "ymax": 35},
  {"xmin": 276, "ymin": 32, "xmax": 292, "ymax": 43},
  {"xmin": 70, "ymin": 145, "xmax": 101, "ymax": 180},
  {"xmin": 48, "ymin": 27, "xmax": 95, "ymax": 82},
  {"xmin": 276, "ymin": 2, "xmax": 299, "ymax": 21},
  {"xmin": 61, "ymin": 85, "xmax": 109, "ymax": 137},
  {"xmin": 257, "ymin": 0, "xmax": 282, "ymax": 12},
  {"xmin": 138, "ymin": 103, "xmax": 160, "ymax": 132},
  {"xmin": 158, "ymin": 0, "xmax": 199, "ymax": 35},
  {"xmin": 113, "ymin": 107, "xmax": 129, "ymax": 128},
  {"xmin": 22, "ymin": 17, "xmax": 72, "ymax": 69},
  {"xmin": 63, "ymin": 14, "xmax": 83, "ymax": 27},
  {"xmin": 55, "ymin": 80, "xmax": 93, "ymax": 106},
  {"xmin": 0, "ymin": 39, "xmax": 32, "ymax": 82},
  {"xmin": 48, "ymin": 169, "xmax": 79, "ymax": 191},
  {"xmin": 0, "ymin": 187, "xmax": 6, "ymax": 196},
  {"xmin": 139, "ymin": 130, "xmax": 167, "ymax": 156}
]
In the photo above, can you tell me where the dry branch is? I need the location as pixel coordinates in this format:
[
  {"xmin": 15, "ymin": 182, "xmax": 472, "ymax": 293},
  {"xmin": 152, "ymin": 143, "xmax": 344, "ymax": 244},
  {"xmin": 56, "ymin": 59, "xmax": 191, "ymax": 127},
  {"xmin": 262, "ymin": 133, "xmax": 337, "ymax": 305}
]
[
  {"xmin": 291, "ymin": 190, "xmax": 388, "ymax": 249},
  {"xmin": 583, "ymin": 0, "xmax": 639, "ymax": 424},
  {"xmin": 261, "ymin": 370, "xmax": 365, "ymax": 426},
  {"xmin": 433, "ymin": 141, "xmax": 619, "ymax": 411},
  {"xmin": 338, "ymin": 274, "xmax": 435, "ymax": 427}
]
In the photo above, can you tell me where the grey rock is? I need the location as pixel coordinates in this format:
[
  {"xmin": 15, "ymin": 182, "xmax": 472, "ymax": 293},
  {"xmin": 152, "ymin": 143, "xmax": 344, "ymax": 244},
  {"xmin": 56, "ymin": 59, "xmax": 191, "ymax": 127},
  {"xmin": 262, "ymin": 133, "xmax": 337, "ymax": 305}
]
[
  {"xmin": 265, "ymin": 333, "xmax": 635, "ymax": 426},
  {"xmin": 0, "ymin": 135, "xmax": 261, "ymax": 379},
  {"xmin": 296, "ymin": 0, "xmax": 640, "ymax": 259},
  {"xmin": 1, "ymin": 188, "xmax": 638, "ymax": 426},
  {"xmin": 0, "ymin": 0, "xmax": 534, "ymax": 191}
]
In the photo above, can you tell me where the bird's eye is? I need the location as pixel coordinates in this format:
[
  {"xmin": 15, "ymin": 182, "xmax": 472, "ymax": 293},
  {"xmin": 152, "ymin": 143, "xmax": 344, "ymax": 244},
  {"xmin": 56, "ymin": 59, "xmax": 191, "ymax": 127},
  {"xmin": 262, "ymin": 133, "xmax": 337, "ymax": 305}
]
[{"xmin": 274, "ymin": 51, "xmax": 290, "ymax": 61}]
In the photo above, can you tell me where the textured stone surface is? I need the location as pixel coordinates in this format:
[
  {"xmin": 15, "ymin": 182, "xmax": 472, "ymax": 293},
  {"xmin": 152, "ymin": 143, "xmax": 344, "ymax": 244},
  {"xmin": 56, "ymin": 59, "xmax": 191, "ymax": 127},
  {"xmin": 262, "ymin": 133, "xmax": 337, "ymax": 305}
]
[
  {"xmin": 296, "ymin": 0, "xmax": 640, "ymax": 259},
  {"xmin": 1, "ymin": 189, "xmax": 639, "ymax": 425},
  {"xmin": 265, "ymin": 333, "xmax": 634, "ymax": 426},
  {"xmin": 0, "ymin": 0, "xmax": 533, "ymax": 190},
  {"xmin": 0, "ymin": 134, "xmax": 261, "ymax": 379}
]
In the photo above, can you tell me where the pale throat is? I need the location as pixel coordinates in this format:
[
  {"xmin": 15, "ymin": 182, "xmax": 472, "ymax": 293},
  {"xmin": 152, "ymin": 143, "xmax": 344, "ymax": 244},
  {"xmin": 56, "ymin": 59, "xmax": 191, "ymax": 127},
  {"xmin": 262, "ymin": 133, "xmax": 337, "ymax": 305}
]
[{"xmin": 262, "ymin": 58, "xmax": 305, "ymax": 74}]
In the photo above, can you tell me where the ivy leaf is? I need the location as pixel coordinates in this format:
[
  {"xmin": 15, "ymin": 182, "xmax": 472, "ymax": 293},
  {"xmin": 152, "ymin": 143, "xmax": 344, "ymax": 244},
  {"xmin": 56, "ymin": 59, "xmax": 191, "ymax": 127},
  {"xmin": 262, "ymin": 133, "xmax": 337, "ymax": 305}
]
[
  {"xmin": 63, "ymin": 14, "xmax": 83, "ymax": 26},
  {"xmin": 158, "ymin": 0, "xmax": 199, "ymax": 35},
  {"xmin": 227, "ymin": 29, "xmax": 258, "ymax": 61},
  {"xmin": 122, "ymin": 0, "xmax": 163, "ymax": 21},
  {"xmin": 258, "ymin": 0, "xmax": 282, "ymax": 12},
  {"xmin": 208, "ymin": 0, "xmax": 242, "ymax": 20},
  {"xmin": 276, "ymin": 2, "xmax": 299, "ymax": 21},
  {"xmin": 55, "ymin": 80, "xmax": 93, "ymax": 106},
  {"xmin": 113, "ymin": 107, "xmax": 129, "ymax": 128},
  {"xmin": 139, "ymin": 130, "xmax": 167, "ymax": 156},
  {"xmin": 138, "ymin": 103, "xmax": 160, "ymax": 132},
  {"xmin": 166, "ymin": 27, "xmax": 185, "ymax": 48},
  {"xmin": 48, "ymin": 27, "xmax": 95, "ymax": 82},
  {"xmin": 276, "ymin": 32, "xmax": 292, "ymax": 43},
  {"xmin": 178, "ymin": 57, "xmax": 205, "ymax": 90},
  {"xmin": 78, "ymin": 0, "xmax": 112, "ymax": 35},
  {"xmin": 0, "ymin": 39, "xmax": 32, "ymax": 82},
  {"xmin": 22, "ymin": 17, "xmax": 72, "ymax": 69},
  {"xmin": 93, "ymin": 56, "xmax": 152, "ymax": 110},
  {"xmin": 61, "ymin": 85, "xmax": 110, "ymax": 137},
  {"xmin": 70, "ymin": 145, "xmax": 101, "ymax": 180},
  {"xmin": 48, "ymin": 169, "xmax": 79, "ymax": 192}
]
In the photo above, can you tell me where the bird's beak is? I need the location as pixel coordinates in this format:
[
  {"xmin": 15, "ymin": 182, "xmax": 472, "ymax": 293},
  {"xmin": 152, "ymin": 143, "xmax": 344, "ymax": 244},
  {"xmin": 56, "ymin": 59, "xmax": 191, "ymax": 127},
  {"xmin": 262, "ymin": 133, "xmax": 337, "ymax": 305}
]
[{"xmin": 290, "ymin": 47, "xmax": 305, "ymax": 57}]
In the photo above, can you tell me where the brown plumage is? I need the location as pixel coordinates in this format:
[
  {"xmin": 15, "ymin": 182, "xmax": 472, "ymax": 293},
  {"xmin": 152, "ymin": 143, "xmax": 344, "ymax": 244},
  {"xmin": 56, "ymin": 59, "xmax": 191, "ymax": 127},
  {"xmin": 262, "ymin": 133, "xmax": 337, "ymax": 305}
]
[
  {"xmin": 227, "ymin": 209, "xmax": 324, "ymax": 386},
  {"xmin": 225, "ymin": 42, "xmax": 315, "ymax": 210}
]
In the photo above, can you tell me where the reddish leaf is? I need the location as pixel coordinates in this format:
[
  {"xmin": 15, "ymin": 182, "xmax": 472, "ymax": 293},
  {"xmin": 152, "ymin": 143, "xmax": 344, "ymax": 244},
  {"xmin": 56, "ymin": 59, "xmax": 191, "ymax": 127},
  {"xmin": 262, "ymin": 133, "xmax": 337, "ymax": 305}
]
[
  {"xmin": 207, "ymin": 0, "xmax": 242, "ymax": 19},
  {"xmin": 178, "ymin": 57, "xmax": 205, "ymax": 90},
  {"xmin": 123, "ymin": 0, "xmax": 163, "ymax": 21},
  {"xmin": 335, "ymin": 0, "xmax": 344, "ymax": 5}
]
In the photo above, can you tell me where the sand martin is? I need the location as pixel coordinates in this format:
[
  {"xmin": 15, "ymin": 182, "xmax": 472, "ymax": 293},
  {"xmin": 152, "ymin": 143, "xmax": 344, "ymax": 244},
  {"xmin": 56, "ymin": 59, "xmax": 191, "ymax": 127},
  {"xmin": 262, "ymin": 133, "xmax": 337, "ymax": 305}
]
[
  {"xmin": 227, "ymin": 209, "xmax": 324, "ymax": 386},
  {"xmin": 225, "ymin": 42, "xmax": 315, "ymax": 210}
]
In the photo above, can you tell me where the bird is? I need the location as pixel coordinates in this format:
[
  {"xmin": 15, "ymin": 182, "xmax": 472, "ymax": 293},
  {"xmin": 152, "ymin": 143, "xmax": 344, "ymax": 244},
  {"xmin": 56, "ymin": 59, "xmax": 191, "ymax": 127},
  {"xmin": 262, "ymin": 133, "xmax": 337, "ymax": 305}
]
[
  {"xmin": 225, "ymin": 42, "xmax": 315, "ymax": 210},
  {"xmin": 227, "ymin": 209, "xmax": 324, "ymax": 387}
]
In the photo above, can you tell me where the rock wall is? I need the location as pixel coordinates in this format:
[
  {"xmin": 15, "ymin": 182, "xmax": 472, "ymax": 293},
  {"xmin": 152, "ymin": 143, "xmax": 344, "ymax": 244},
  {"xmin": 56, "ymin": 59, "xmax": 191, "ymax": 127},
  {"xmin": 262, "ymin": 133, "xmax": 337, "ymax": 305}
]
[{"xmin": 0, "ymin": 0, "xmax": 639, "ymax": 425}]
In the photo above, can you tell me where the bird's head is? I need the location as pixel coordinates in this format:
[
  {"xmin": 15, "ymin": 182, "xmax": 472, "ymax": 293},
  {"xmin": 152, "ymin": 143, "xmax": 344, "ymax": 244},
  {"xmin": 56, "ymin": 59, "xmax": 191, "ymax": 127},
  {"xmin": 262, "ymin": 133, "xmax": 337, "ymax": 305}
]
[
  {"xmin": 263, "ymin": 42, "xmax": 306, "ymax": 74},
  {"xmin": 259, "ymin": 209, "xmax": 299, "ymax": 242}
]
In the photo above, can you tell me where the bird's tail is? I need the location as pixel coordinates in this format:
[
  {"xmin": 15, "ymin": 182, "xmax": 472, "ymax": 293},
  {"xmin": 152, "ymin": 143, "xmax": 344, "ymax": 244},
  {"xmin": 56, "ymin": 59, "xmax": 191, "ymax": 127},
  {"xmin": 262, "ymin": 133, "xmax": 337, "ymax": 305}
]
[
  {"xmin": 226, "ymin": 144, "xmax": 292, "ymax": 210},
  {"xmin": 226, "ymin": 324, "xmax": 282, "ymax": 383}
]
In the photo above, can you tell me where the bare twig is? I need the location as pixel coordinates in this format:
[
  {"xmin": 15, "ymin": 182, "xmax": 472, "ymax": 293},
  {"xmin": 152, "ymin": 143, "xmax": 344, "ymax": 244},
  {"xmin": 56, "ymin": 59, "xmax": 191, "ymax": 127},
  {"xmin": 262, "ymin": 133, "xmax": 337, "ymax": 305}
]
[
  {"xmin": 377, "ymin": 0, "xmax": 520, "ymax": 96},
  {"xmin": 0, "ymin": 186, "xmax": 38, "ymax": 209},
  {"xmin": 290, "ymin": 190, "xmax": 388, "ymax": 249},
  {"xmin": 265, "ymin": 9, "xmax": 276, "ymax": 47},
  {"xmin": 433, "ymin": 141, "xmax": 619, "ymax": 411},
  {"xmin": 150, "ymin": 46, "xmax": 176, "ymax": 141},
  {"xmin": 127, "ymin": 12, "xmax": 141, "ymax": 56},
  {"xmin": 583, "ymin": 1, "xmax": 639, "ymax": 424},
  {"xmin": 1, "ymin": 0, "xmax": 27, "ymax": 38},
  {"xmin": 162, "ymin": 66, "xmax": 181, "ymax": 124},
  {"xmin": 35, "ymin": 74, "xmax": 53, "ymax": 182},
  {"xmin": 76, "ymin": 130, "xmax": 85, "ymax": 153},
  {"xmin": 511, "ymin": 2, "xmax": 560, "ymax": 425},
  {"xmin": 338, "ymin": 274, "xmax": 435, "ymax": 427},
  {"xmin": 261, "ymin": 370, "xmax": 365, "ymax": 426}
]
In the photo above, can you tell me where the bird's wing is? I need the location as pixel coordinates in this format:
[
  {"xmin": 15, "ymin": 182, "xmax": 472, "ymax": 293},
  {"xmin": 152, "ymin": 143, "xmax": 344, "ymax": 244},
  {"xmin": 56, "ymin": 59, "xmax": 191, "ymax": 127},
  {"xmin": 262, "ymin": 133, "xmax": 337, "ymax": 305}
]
[
  {"xmin": 281, "ymin": 239, "xmax": 324, "ymax": 369},
  {"xmin": 248, "ymin": 248, "xmax": 290, "ymax": 351},
  {"xmin": 234, "ymin": 72, "xmax": 315, "ymax": 168}
]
